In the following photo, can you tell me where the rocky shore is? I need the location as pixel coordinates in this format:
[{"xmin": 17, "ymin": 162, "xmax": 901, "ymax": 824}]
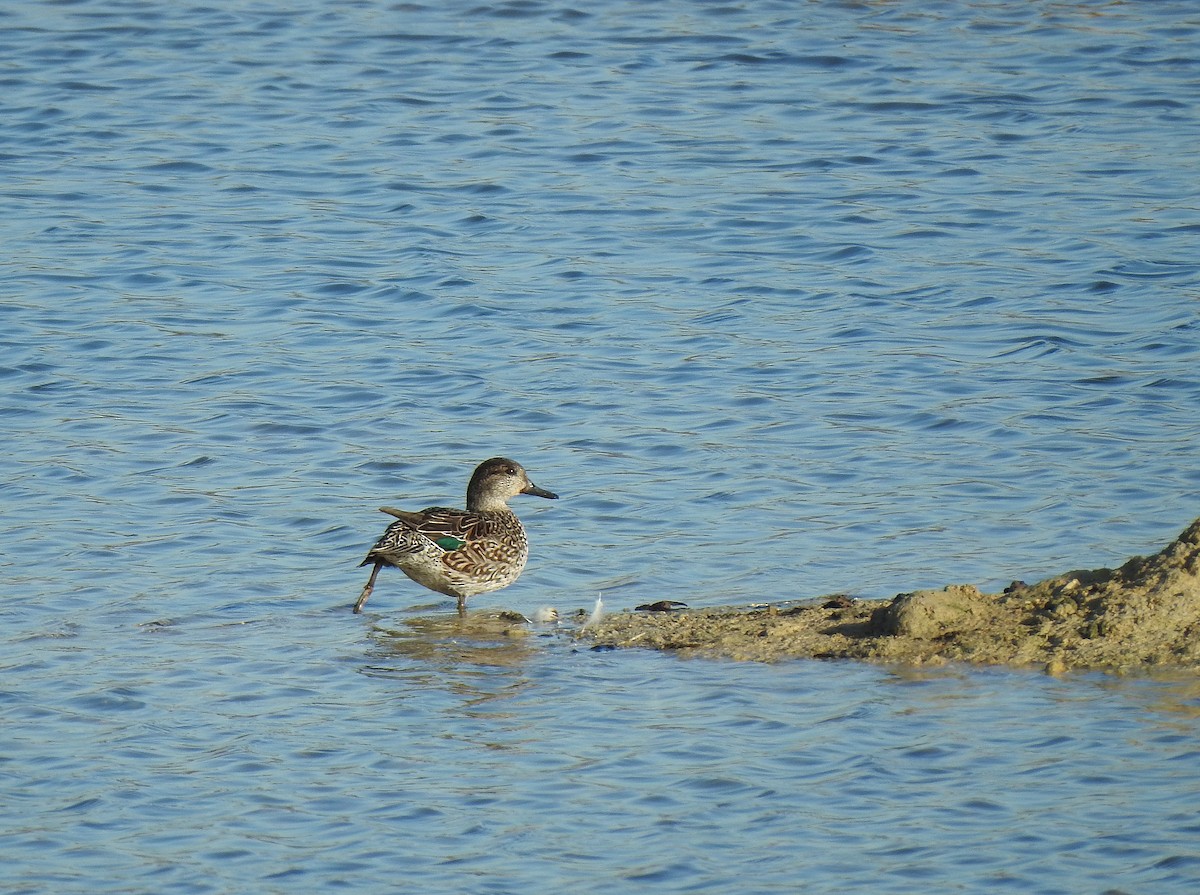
[{"xmin": 582, "ymin": 517, "xmax": 1200, "ymax": 673}]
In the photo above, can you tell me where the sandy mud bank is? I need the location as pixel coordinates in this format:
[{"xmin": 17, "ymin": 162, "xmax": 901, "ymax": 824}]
[{"xmin": 583, "ymin": 518, "xmax": 1200, "ymax": 673}]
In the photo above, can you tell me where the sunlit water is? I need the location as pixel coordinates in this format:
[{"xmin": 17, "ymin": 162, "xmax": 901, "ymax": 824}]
[{"xmin": 3, "ymin": 0, "xmax": 1200, "ymax": 891}]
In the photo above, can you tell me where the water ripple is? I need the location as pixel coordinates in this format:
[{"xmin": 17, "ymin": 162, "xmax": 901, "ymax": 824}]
[{"xmin": 2, "ymin": 0, "xmax": 1200, "ymax": 891}]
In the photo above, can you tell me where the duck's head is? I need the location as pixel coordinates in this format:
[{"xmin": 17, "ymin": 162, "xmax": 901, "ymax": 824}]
[{"xmin": 466, "ymin": 457, "xmax": 558, "ymax": 512}]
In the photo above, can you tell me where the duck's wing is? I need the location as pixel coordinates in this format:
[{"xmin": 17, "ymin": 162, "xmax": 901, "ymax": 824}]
[
  {"xmin": 410, "ymin": 509, "xmax": 526, "ymax": 581},
  {"xmin": 364, "ymin": 506, "xmax": 468, "ymax": 560},
  {"xmin": 412, "ymin": 508, "xmax": 501, "ymax": 544},
  {"xmin": 379, "ymin": 506, "xmax": 422, "ymax": 522},
  {"xmin": 368, "ymin": 506, "xmax": 519, "ymax": 569}
]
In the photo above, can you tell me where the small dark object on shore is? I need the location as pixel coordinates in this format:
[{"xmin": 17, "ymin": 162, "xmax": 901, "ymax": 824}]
[
  {"xmin": 1003, "ymin": 580, "xmax": 1028, "ymax": 595},
  {"xmin": 821, "ymin": 595, "xmax": 856, "ymax": 609},
  {"xmin": 636, "ymin": 600, "xmax": 689, "ymax": 612}
]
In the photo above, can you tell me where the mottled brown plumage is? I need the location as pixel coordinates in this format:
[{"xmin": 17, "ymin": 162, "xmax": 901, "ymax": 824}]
[{"xmin": 353, "ymin": 458, "xmax": 557, "ymax": 615}]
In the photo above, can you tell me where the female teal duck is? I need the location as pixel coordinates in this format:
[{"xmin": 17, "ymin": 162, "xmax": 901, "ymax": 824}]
[{"xmin": 354, "ymin": 457, "xmax": 558, "ymax": 615}]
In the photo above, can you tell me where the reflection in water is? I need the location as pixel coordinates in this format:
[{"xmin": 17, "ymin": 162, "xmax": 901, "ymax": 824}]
[
  {"xmin": 872, "ymin": 662, "xmax": 1200, "ymax": 728},
  {"xmin": 1096, "ymin": 671, "xmax": 1200, "ymax": 726},
  {"xmin": 362, "ymin": 611, "xmax": 564, "ymax": 708}
]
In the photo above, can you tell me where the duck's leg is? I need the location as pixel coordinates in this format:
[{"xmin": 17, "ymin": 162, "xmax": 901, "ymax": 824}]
[
  {"xmin": 354, "ymin": 561, "xmax": 383, "ymax": 613},
  {"xmin": 456, "ymin": 595, "xmax": 467, "ymax": 617}
]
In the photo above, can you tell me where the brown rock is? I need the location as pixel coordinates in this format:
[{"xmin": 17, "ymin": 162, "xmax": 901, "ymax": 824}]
[{"xmin": 875, "ymin": 585, "xmax": 988, "ymax": 639}]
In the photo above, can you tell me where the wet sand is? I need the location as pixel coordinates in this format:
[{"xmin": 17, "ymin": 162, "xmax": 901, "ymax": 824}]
[{"xmin": 582, "ymin": 517, "xmax": 1200, "ymax": 673}]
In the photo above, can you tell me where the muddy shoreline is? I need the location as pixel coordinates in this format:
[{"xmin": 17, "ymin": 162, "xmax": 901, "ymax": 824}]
[{"xmin": 582, "ymin": 517, "xmax": 1200, "ymax": 673}]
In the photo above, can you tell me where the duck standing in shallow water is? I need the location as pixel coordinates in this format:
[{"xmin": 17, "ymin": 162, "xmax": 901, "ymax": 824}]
[{"xmin": 354, "ymin": 457, "xmax": 558, "ymax": 615}]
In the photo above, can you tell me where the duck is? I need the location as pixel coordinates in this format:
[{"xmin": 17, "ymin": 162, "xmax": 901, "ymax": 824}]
[{"xmin": 354, "ymin": 457, "xmax": 558, "ymax": 615}]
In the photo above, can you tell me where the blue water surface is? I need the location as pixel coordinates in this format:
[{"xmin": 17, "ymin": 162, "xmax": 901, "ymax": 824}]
[{"xmin": 3, "ymin": 0, "xmax": 1200, "ymax": 892}]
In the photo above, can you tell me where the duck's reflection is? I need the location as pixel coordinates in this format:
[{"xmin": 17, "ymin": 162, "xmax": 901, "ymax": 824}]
[{"xmin": 360, "ymin": 608, "xmax": 561, "ymax": 708}]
